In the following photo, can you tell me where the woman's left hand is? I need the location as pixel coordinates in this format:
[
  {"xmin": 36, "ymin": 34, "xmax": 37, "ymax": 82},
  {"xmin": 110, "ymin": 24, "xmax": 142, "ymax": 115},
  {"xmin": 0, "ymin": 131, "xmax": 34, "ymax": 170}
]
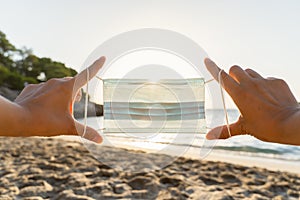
[{"xmin": 12, "ymin": 57, "xmax": 106, "ymax": 143}]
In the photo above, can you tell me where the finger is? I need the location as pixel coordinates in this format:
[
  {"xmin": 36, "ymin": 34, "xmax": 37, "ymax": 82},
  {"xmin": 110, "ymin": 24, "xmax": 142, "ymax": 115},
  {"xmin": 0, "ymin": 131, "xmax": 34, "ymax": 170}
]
[
  {"xmin": 74, "ymin": 121, "xmax": 103, "ymax": 144},
  {"xmin": 69, "ymin": 103, "xmax": 73, "ymax": 114},
  {"xmin": 15, "ymin": 84, "xmax": 43, "ymax": 103},
  {"xmin": 266, "ymin": 77, "xmax": 277, "ymax": 81},
  {"xmin": 245, "ymin": 68, "xmax": 263, "ymax": 79},
  {"xmin": 204, "ymin": 58, "xmax": 241, "ymax": 97},
  {"xmin": 73, "ymin": 56, "xmax": 106, "ymax": 92},
  {"xmin": 62, "ymin": 77, "xmax": 73, "ymax": 80},
  {"xmin": 267, "ymin": 78, "xmax": 298, "ymax": 104},
  {"xmin": 206, "ymin": 121, "xmax": 244, "ymax": 140},
  {"xmin": 74, "ymin": 89, "xmax": 82, "ymax": 102},
  {"xmin": 69, "ymin": 90, "xmax": 82, "ymax": 114},
  {"xmin": 229, "ymin": 65, "xmax": 251, "ymax": 84},
  {"xmin": 204, "ymin": 58, "xmax": 222, "ymax": 81}
]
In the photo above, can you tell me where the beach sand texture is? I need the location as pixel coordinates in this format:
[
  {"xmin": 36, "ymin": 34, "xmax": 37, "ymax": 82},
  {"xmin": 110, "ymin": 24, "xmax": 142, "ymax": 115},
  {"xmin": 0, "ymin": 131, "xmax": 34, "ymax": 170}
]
[{"xmin": 0, "ymin": 137, "xmax": 299, "ymax": 200}]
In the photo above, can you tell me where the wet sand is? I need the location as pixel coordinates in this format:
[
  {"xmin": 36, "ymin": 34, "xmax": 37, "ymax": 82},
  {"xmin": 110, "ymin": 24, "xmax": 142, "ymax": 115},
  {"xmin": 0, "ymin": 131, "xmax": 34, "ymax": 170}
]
[{"xmin": 0, "ymin": 137, "xmax": 300, "ymax": 199}]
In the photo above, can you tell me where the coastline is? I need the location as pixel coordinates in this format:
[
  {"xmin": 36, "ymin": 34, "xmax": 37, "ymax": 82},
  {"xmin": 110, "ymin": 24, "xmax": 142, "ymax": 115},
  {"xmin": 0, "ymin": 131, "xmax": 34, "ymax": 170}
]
[{"xmin": 188, "ymin": 148, "xmax": 300, "ymax": 174}]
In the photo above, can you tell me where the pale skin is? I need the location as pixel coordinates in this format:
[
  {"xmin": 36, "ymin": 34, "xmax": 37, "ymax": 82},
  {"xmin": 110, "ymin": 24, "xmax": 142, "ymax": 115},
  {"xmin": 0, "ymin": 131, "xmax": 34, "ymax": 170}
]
[
  {"xmin": 204, "ymin": 58, "xmax": 300, "ymax": 145},
  {"xmin": 0, "ymin": 56, "xmax": 299, "ymax": 145},
  {"xmin": 0, "ymin": 56, "xmax": 106, "ymax": 143}
]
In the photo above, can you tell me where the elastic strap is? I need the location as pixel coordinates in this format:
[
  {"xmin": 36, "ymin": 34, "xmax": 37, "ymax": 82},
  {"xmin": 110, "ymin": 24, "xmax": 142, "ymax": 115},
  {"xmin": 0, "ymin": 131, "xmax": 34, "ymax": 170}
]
[
  {"xmin": 218, "ymin": 70, "xmax": 231, "ymax": 137},
  {"xmin": 204, "ymin": 78, "xmax": 214, "ymax": 84},
  {"xmin": 96, "ymin": 76, "xmax": 103, "ymax": 81},
  {"xmin": 82, "ymin": 68, "xmax": 89, "ymax": 139}
]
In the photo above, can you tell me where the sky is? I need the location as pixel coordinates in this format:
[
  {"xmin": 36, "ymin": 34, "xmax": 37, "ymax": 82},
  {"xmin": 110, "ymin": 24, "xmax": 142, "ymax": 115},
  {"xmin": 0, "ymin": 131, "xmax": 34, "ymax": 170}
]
[{"xmin": 1, "ymin": 0, "xmax": 300, "ymax": 106}]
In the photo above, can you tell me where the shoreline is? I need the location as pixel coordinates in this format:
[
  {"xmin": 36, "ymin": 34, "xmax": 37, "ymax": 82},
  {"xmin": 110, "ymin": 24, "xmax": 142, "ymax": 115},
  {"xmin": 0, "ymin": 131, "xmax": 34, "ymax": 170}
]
[
  {"xmin": 189, "ymin": 149, "xmax": 300, "ymax": 174},
  {"xmin": 57, "ymin": 135, "xmax": 300, "ymax": 174}
]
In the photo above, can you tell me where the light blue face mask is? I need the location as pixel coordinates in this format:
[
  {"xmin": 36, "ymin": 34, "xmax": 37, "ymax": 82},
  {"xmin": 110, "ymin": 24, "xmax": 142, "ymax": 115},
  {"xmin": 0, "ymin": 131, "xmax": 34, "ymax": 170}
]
[
  {"xmin": 102, "ymin": 78, "xmax": 206, "ymax": 134},
  {"xmin": 81, "ymin": 70, "xmax": 230, "ymax": 139}
]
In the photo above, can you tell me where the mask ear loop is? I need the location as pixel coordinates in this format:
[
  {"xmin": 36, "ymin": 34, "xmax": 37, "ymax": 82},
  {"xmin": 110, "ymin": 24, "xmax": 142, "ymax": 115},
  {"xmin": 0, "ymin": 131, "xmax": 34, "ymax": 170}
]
[
  {"xmin": 82, "ymin": 68, "xmax": 90, "ymax": 139},
  {"xmin": 218, "ymin": 70, "xmax": 232, "ymax": 137},
  {"xmin": 204, "ymin": 71, "xmax": 231, "ymax": 137},
  {"xmin": 95, "ymin": 76, "xmax": 106, "ymax": 132},
  {"xmin": 82, "ymin": 73, "xmax": 108, "ymax": 139}
]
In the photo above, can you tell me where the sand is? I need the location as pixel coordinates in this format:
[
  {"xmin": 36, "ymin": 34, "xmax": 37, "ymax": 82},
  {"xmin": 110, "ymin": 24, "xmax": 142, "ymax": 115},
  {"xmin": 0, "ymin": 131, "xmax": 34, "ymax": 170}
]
[{"xmin": 0, "ymin": 137, "xmax": 300, "ymax": 200}]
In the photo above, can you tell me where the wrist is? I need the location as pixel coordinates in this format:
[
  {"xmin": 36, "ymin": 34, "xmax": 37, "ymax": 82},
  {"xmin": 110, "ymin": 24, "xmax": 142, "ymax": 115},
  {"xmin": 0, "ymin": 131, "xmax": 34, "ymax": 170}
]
[
  {"xmin": 13, "ymin": 103, "xmax": 31, "ymax": 136},
  {"xmin": 0, "ymin": 100, "xmax": 30, "ymax": 137},
  {"xmin": 280, "ymin": 106, "xmax": 300, "ymax": 145}
]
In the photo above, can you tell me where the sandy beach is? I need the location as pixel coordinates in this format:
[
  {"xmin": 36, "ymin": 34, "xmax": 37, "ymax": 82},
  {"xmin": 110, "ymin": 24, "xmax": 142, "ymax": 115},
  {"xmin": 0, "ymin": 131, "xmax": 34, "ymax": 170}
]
[{"xmin": 0, "ymin": 137, "xmax": 300, "ymax": 200}]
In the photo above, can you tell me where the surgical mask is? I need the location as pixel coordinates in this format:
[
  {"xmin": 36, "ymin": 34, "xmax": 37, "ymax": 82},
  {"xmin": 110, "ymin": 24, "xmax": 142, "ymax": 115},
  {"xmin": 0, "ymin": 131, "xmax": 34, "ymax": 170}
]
[
  {"xmin": 102, "ymin": 78, "xmax": 206, "ymax": 134},
  {"xmin": 81, "ymin": 70, "xmax": 231, "ymax": 138}
]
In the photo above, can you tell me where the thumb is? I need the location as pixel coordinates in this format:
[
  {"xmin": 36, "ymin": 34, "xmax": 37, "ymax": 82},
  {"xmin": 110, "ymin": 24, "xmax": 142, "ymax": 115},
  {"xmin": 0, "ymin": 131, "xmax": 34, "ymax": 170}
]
[
  {"xmin": 74, "ymin": 121, "xmax": 103, "ymax": 144},
  {"xmin": 206, "ymin": 121, "xmax": 243, "ymax": 140}
]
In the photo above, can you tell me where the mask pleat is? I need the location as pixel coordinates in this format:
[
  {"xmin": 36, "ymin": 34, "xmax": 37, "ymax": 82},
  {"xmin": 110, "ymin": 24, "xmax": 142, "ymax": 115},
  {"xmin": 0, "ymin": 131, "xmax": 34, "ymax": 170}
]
[{"xmin": 103, "ymin": 78, "xmax": 206, "ymax": 133}]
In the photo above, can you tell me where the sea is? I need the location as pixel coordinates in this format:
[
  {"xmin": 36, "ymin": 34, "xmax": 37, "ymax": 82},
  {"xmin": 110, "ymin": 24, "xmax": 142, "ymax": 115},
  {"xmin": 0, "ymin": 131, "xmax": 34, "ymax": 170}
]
[{"xmin": 82, "ymin": 109, "xmax": 300, "ymax": 163}]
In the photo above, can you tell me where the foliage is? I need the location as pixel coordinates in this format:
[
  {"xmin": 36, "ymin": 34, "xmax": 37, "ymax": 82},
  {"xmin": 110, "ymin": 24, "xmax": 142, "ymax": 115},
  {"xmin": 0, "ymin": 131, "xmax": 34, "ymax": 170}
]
[
  {"xmin": 0, "ymin": 64, "xmax": 38, "ymax": 90},
  {"xmin": 0, "ymin": 30, "xmax": 77, "ymax": 90},
  {"xmin": 0, "ymin": 64, "xmax": 9, "ymax": 85}
]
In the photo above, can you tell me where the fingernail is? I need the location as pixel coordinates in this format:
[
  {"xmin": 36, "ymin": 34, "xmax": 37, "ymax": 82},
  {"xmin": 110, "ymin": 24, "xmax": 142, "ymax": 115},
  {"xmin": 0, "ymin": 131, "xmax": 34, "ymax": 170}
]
[
  {"xmin": 94, "ymin": 56, "xmax": 106, "ymax": 65},
  {"xmin": 99, "ymin": 56, "xmax": 106, "ymax": 62},
  {"xmin": 204, "ymin": 58, "xmax": 212, "ymax": 64},
  {"xmin": 92, "ymin": 135, "xmax": 102, "ymax": 144},
  {"xmin": 206, "ymin": 133, "xmax": 218, "ymax": 140}
]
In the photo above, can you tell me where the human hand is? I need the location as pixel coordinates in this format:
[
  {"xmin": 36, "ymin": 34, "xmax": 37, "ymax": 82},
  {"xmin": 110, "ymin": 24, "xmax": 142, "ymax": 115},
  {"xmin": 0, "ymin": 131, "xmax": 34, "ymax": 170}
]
[
  {"xmin": 204, "ymin": 58, "xmax": 300, "ymax": 145},
  {"xmin": 13, "ymin": 56, "xmax": 106, "ymax": 143}
]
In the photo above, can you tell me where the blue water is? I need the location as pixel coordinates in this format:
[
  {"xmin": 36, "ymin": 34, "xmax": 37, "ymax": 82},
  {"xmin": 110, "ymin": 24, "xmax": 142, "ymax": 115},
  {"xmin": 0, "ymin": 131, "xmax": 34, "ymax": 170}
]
[{"xmin": 84, "ymin": 109, "xmax": 300, "ymax": 162}]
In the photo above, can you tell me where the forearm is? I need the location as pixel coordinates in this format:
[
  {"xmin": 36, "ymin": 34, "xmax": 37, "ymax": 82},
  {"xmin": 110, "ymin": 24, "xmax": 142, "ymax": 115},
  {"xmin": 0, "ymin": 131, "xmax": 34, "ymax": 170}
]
[{"xmin": 0, "ymin": 96, "xmax": 28, "ymax": 137}]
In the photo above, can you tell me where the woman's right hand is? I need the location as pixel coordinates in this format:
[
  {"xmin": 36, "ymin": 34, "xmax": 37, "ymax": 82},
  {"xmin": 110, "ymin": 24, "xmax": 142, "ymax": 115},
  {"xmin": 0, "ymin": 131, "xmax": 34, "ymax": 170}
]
[{"xmin": 204, "ymin": 58, "xmax": 300, "ymax": 145}]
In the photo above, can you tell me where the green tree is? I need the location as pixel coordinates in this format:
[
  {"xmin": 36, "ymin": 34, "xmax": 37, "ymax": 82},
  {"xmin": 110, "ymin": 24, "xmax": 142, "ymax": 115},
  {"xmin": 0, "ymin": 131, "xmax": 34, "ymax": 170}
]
[
  {"xmin": 0, "ymin": 31, "xmax": 16, "ymax": 70},
  {"xmin": 43, "ymin": 61, "xmax": 77, "ymax": 80},
  {"xmin": 0, "ymin": 30, "xmax": 78, "ymax": 90},
  {"xmin": 16, "ymin": 54, "xmax": 41, "ymax": 78},
  {"xmin": 0, "ymin": 64, "xmax": 10, "ymax": 85}
]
